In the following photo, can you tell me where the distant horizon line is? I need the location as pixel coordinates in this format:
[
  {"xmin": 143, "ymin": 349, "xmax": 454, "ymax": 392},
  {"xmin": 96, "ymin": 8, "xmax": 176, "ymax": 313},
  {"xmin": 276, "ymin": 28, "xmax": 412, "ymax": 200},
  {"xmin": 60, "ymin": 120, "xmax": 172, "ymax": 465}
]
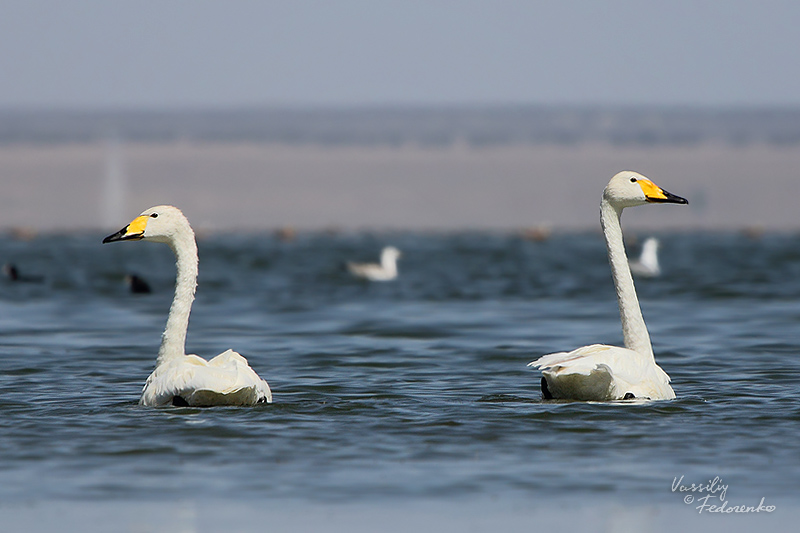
[
  {"xmin": 0, "ymin": 224, "xmax": 792, "ymax": 237},
  {"xmin": 3, "ymin": 102, "xmax": 800, "ymax": 114},
  {"xmin": 4, "ymin": 104, "xmax": 799, "ymax": 148}
]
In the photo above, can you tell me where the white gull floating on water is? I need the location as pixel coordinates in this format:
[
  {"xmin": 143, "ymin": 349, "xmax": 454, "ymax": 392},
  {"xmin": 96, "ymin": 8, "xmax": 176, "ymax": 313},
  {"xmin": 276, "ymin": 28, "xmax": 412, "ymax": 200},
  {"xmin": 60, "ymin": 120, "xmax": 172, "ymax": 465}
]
[
  {"xmin": 346, "ymin": 246, "xmax": 402, "ymax": 281},
  {"xmin": 629, "ymin": 237, "xmax": 661, "ymax": 277}
]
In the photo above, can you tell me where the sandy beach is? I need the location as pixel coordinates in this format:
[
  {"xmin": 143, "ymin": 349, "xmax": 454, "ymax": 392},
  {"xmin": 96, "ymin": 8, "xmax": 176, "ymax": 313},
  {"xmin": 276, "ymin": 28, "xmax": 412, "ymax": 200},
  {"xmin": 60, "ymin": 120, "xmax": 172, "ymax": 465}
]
[{"xmin": 2, "ymin": 141, "xmax": 799, "ymax": 232}]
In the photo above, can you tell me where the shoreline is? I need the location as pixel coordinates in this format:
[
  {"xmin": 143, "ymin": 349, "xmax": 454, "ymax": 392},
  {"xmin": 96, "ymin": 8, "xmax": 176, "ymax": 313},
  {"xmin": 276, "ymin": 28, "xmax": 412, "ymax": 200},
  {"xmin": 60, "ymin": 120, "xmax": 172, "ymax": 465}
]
[{"xmin": 2, "ymin": 141, "xmax": 798, "ymax": 232}]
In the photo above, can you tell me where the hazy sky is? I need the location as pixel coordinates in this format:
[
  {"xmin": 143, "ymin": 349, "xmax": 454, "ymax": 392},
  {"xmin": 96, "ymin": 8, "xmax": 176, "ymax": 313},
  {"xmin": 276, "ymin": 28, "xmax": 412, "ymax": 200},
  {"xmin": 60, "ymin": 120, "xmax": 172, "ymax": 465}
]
[{"xmin": 2, "ymin": 0, "xmax": 800, "ymax": 109}]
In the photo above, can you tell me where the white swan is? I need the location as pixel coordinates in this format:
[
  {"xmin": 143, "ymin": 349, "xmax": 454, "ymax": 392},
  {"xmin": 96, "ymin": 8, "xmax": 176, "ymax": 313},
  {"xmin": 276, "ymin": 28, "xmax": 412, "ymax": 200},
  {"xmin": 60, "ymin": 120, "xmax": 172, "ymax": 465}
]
[
  {"xmin": 529, "ymin": 171, "xmax": 687, "ymax": 401},
  {"xmin": 103, "ymin": 205, "xmax": 272, "ymax": 407},
  {"xmin": 629, "ymin": 237, "xmax": 660, "ymax": 277},
  {"xmin": 346, "ymin": 246, "xmax": 401, "ymax": 281}
]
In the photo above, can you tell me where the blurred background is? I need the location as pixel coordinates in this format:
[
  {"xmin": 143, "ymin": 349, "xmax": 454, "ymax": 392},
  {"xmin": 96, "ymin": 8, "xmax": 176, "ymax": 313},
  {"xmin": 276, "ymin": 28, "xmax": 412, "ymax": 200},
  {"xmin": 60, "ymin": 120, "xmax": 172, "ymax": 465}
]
[{"xmin": 2, "ymin": 0, "xmax": 800, "ymax": 232}]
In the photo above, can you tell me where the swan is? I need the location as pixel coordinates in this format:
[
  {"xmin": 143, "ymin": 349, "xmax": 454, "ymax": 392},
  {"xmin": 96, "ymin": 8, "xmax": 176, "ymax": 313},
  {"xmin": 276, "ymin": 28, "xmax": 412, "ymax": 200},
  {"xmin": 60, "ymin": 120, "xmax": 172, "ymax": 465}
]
[
  {"xmin": 103, "ymin": 205, "xmax": 272, "ymax": 407},
  {"xmin": 346, "ymin": 246, "xmax": 401, "ymax": 281},
  {"xmin": 529, "ymin": 171, "xmax": 687, "ymax": 401},
  {"xmin": 629, "ymin": 237, "xmax": 660, "ymax": 277}
]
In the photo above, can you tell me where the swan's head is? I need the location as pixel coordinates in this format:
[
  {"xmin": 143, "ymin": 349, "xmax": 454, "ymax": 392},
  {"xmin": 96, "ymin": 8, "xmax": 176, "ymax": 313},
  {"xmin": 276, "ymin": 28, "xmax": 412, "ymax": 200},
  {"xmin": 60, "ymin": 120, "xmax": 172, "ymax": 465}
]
[
  {"xmin": 604, "ymin": 171, "xmax": 688, "ymax": 209},
  {"xmin": 103, "ymin": 205, "xmax": 192, "ymax": 245}
]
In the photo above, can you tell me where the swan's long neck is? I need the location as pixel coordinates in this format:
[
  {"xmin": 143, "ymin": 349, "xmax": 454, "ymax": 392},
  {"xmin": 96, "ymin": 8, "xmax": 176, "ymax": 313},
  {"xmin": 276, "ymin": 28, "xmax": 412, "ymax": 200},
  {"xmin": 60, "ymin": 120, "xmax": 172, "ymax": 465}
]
[
  {"xmin": 600, "ymin": 199, "xmax": 654, "ymax": 358},
  {"xmin": 156, "ymin": 230, "xmax": 198, "ymax": 365}
]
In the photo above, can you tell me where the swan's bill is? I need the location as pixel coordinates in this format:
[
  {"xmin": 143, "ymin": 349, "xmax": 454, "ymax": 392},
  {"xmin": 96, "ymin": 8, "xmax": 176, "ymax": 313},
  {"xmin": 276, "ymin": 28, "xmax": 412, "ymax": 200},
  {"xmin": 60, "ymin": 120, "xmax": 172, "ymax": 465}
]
[
  {"xmin": 102, "ymin": 215, "xmax": 149, "ymax": 243},
  {"xmin": 636, "ymin": 178, "xmax": 688, "ymax": 205}
]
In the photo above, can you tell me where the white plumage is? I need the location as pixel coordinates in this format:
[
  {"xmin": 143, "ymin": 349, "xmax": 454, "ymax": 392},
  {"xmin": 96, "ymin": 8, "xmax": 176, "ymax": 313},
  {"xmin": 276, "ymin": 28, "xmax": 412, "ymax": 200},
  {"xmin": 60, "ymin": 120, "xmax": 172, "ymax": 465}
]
[
  {"xmin": 346, "ymin": 246, "xmax": 401, "ymax": 281},
  {"xmin": 104, "ymin": 205, "xmax": 272, "ymax": 407},
  {"xmin": 531, "ymin": 344, "xmax": 674, "ymax": 401},
  {"xmin": 629, "ymin": 237, "xmax": 661, "ymax": 277},
  {"xmin": 529, "ymin": 171, "xmax": 687, "ymax": 401}
]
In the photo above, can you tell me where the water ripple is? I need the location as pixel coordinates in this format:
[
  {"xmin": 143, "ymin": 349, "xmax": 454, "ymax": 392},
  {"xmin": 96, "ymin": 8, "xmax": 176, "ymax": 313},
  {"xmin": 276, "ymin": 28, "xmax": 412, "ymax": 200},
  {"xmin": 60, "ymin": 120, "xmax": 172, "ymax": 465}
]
[{"xmin": 0, "ymin": 231, "xmax": 798, "ymax": 505}]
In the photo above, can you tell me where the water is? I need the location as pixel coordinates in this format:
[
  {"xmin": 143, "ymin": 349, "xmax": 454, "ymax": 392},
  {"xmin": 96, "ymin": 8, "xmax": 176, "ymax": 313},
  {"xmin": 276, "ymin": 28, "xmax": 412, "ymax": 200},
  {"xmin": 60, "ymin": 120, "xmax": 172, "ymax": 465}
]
[{"xmin": 1, "ymin": 231, "xmax": 799, "ymax": 531}]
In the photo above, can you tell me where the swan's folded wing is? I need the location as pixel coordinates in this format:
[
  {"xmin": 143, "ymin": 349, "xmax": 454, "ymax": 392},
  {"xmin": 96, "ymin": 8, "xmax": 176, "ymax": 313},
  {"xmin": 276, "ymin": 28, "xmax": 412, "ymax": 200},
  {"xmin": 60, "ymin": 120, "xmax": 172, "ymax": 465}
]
[
  {"xmin": 206, "ymin": 349, "xmax": 272, "ymax": 396},
  {"xmin": 529, "ymin": 345, "xmax": 620, "ymax": 400},
  {"xmin": 529, "ymin": 344, "xmax": 619, "ymax": 374},
  {"xmin": 140, "ymin": 351, "xmax": 272, "ymax": 406},
  {"xmin": 530, "ymin": 344, "xmax": 675, "ymax": 400},
  {"xmin": 531, "ymin": 344, "xmax": 658, "ymax": 384}
]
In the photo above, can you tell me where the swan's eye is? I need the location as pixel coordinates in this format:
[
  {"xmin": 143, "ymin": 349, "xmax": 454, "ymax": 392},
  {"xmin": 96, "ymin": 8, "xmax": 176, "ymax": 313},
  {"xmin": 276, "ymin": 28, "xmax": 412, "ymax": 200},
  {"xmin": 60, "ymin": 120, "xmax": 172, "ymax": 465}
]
[
  {"xmin": 630, "ymin": 177, "xmax": 637, "ymax": 183},
  {"xmin": 150, "ymin": 213, "xmax": 158, "ymax": 218}
]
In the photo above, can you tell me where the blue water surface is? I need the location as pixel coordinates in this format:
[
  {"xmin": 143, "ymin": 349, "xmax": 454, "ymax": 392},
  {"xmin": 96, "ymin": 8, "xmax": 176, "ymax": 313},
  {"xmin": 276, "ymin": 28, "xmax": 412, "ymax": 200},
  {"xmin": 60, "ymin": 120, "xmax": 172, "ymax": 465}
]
[{"xmin": 1, "ymin": 231, "xmax": 798, "ymax": 531}]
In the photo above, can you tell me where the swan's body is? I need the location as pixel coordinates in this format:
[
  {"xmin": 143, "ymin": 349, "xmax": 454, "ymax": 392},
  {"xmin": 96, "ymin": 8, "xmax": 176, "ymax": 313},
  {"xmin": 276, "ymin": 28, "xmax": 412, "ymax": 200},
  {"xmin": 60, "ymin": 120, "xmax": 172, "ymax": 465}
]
[
  {"xmin": 346, "ymin": 246, "xmax": 401, "ymax": 281},
  {"xmin": 529, "ymin": 172, "xmax": 687, "ymax": 401},
  {"xmin": 629, "ymin": 237, "xmax": 660, "ymax": 277},
  {"xmin": 103, "ymin": 205, "xmax": 272, "ymax": 407}
]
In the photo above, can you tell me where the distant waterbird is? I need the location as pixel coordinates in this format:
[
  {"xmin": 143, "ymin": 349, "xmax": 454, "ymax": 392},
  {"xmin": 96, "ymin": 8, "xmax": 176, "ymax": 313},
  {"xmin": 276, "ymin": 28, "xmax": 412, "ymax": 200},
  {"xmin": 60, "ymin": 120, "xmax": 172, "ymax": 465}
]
[
  {"xmin": 346, "ymin": 246, "xmax": 402, "ymax": 281},
  {"xmin": 125, "ymin": 273, "xmax": 152, "ymax": 294},
  {"xmin": 2, "ymin": 263, "xmax": 44, "ymax": 283},
  {"xmin": 629, "ymin": 237, "xmax": 661, "ymax": 277}
]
